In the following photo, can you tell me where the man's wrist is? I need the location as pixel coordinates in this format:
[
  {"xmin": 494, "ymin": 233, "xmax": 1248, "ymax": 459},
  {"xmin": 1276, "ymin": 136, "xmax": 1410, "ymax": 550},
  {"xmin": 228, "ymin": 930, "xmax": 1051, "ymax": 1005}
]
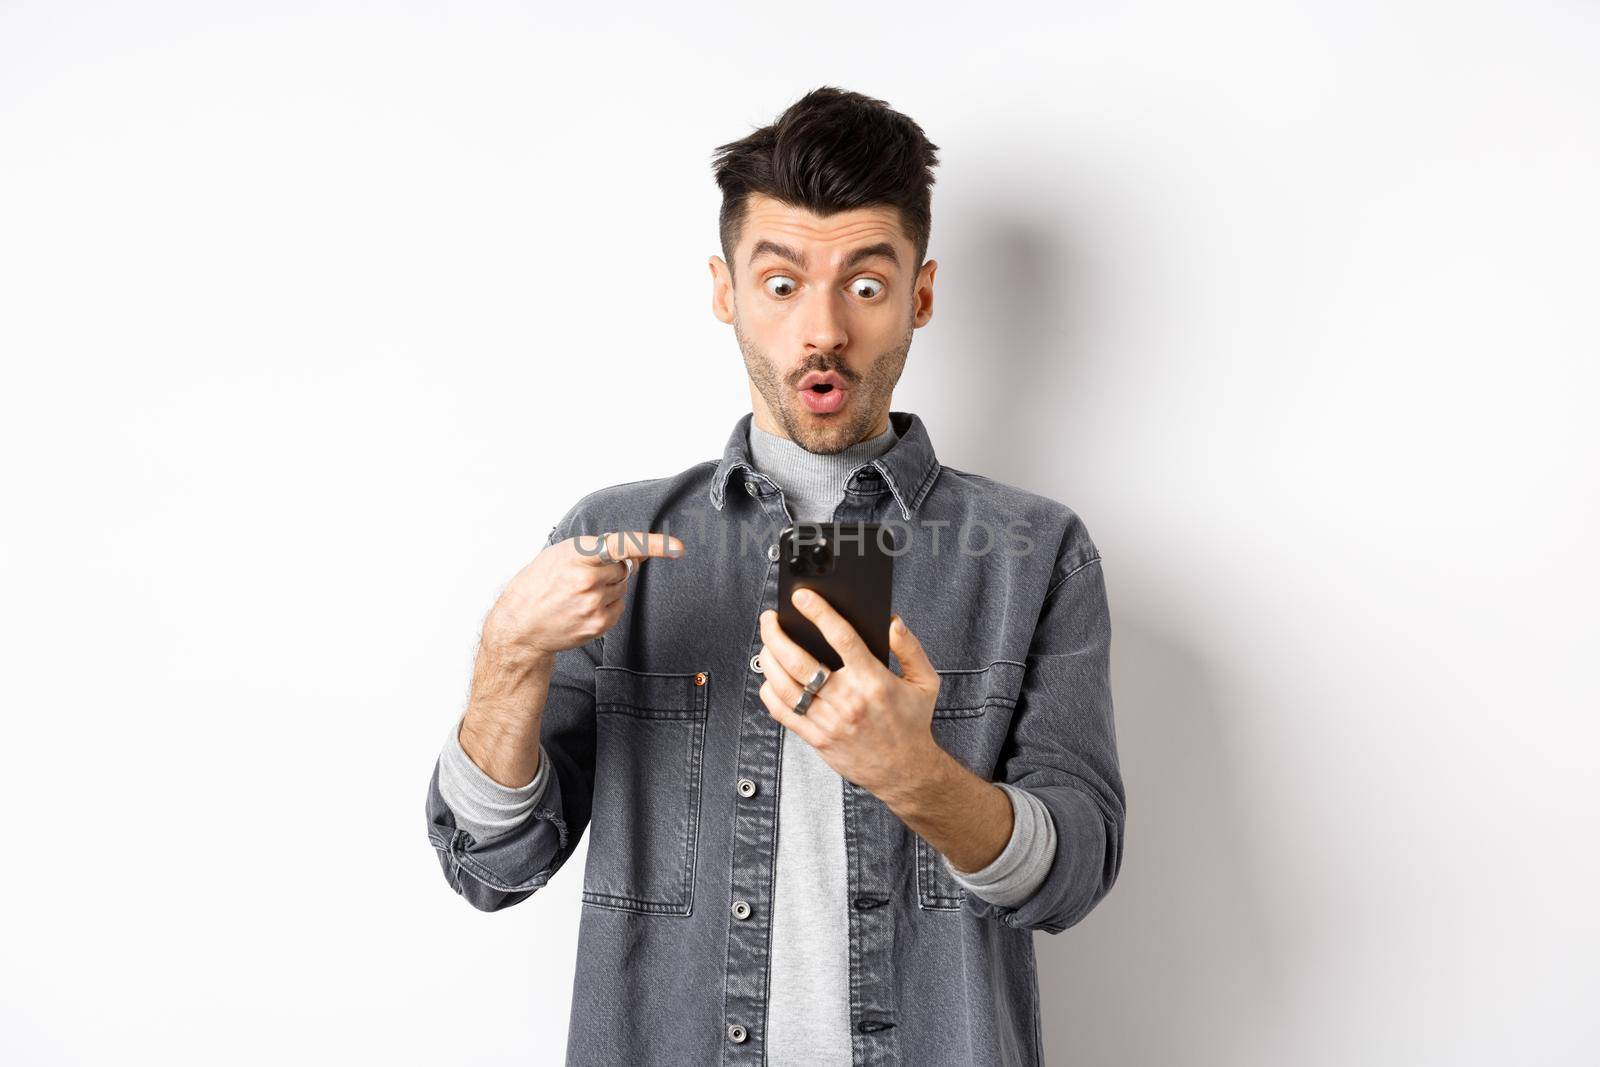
[
  {"xmin": 476, "ymin": 631, "xmax": 556, "ymax": 679},
  {"xmin": 877, "ymin": 741, "xmax": 1013, "ymax": 874},
  {"xmin": 874, "ymin": 738, "xmax": 958, "ymax": 818}
]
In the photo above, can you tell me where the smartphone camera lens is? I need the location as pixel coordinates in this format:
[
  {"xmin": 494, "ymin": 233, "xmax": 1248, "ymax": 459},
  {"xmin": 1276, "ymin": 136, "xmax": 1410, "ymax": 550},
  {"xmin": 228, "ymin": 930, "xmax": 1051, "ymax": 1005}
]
[{"xmin": 790, "ymin": 537, "xmax": 833, "ymax": 576}]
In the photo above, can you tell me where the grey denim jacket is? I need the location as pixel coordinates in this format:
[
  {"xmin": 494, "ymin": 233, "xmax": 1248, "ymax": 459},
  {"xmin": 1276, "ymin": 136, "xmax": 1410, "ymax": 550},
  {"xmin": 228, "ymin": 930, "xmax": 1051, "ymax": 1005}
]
[{"xmin": 424, "ymin": 410, "xmax": 1126, "ymax": 1066}]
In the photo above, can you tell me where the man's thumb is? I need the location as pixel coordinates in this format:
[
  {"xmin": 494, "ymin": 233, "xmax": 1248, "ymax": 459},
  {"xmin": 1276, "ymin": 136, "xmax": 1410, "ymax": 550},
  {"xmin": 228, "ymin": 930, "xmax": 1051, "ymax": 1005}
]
[{"xmin": 889, "ymin": 614, "xmax": 937, "ymax": 690}]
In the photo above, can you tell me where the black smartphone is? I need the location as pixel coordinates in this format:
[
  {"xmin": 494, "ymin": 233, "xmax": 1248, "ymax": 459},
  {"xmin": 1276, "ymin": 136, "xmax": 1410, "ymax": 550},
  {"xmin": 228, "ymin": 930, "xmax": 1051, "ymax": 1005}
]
[{"xmin": 776, "ymin": 522, "xmax": 895, "ymax": 670}]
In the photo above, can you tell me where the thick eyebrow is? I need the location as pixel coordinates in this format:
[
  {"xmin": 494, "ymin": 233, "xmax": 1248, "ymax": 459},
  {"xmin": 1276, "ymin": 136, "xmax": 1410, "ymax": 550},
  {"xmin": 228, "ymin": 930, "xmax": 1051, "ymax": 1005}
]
[{"xmin": 747, "ymin": 239, "xmax": 900, "ymax": 273}]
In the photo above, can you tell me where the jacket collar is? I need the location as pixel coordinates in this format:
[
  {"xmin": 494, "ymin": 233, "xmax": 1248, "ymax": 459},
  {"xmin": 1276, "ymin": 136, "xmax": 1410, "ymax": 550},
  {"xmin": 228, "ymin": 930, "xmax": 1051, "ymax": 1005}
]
[{"xmin": 708, "ymin": 410, "xmax": 941, "ymax": 521}]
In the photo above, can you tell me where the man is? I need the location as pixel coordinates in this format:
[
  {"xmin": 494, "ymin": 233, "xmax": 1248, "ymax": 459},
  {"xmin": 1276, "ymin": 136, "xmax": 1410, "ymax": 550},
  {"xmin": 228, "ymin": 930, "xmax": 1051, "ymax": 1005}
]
[{"xmin": 424, "ymin": 85, "xmax": 1125, "ymax": 1066}]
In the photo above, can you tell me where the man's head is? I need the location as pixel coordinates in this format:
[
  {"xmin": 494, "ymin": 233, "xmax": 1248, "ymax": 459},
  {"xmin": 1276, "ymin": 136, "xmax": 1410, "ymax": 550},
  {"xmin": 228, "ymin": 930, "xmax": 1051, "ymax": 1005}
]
[{"xmin": 708, "ymin": 86, "xmax": 941, "ymax": 454}]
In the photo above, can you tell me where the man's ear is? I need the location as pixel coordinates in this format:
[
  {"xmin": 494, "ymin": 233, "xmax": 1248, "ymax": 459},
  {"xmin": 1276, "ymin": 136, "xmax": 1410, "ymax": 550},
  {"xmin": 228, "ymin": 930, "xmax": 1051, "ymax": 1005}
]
[
  {"xmin": 710, "ymin": 255, "xmax": 735, "ymax": 325},
  {"xmin": 913, "ymin": 257, "xmax": 937, "ymax": 327}
]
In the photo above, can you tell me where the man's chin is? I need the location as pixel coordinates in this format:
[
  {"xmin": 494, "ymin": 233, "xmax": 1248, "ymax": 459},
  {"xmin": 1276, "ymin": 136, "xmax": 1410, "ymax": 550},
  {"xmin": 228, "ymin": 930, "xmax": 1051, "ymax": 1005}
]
[{"xmin": 785, "ymin": 414, "xmax": 867, "ymax": 455}]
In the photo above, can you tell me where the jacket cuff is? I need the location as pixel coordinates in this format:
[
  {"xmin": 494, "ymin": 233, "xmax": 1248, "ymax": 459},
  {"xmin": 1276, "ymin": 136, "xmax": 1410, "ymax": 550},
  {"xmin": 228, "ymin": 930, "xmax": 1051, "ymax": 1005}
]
[
  {"xmin": 958, "ymin": 782, "xmax": 1116, "ymax": 933},
  {"xmin": 436, "ymin": 715, "xmax": 552, "ymax": 845},
  {"xmin": 942, "ymin": 781, "xmax": 1058, "ymax": 907}
]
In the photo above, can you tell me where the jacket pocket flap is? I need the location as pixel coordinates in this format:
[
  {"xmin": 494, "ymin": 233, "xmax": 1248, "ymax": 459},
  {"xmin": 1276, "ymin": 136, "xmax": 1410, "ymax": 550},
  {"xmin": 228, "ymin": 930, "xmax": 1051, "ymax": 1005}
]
[
  {"xmin": 932, "ymin": 660, "xmax": 1024, "ymax": 717},
  {"xmin": 594, "ymin": 666, "xmax": 709, "ymax": 719}
]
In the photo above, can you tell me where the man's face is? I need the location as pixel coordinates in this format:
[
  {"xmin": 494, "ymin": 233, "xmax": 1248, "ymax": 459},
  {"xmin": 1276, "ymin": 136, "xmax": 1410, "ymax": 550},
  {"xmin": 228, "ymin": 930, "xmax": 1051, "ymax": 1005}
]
[{"xmin": 710, "ymin": 192, "xmax": 937, "ymax": 454}]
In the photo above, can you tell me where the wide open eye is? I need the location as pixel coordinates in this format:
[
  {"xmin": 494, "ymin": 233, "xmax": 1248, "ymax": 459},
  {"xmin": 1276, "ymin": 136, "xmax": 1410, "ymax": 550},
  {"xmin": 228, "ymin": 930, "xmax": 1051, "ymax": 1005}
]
[
  {"xmin": 850, "ymin": 277, "xmax": 884, "ymax": 299},
  {"xmin": 764, "ymin": 275, "xmax": 799, "ymax": 298}
]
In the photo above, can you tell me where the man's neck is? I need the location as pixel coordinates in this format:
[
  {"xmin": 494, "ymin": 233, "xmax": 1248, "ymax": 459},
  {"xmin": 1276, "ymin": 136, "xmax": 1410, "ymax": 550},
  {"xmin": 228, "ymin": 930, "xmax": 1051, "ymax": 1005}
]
[{"xmin": 746, "ymin": 417, "xmax": 898, "ymax": 523}]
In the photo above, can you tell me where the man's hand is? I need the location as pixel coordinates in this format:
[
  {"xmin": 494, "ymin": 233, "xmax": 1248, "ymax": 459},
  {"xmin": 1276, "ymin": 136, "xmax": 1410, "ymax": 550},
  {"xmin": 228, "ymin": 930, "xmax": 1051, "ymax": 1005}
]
[
  {"xmin": 460, "ymin": 530, "xmax": 684, "ymax": 789},
  {"xmin": 481, "ymin": 530, "xmax": 685, "ymax": 661},
  {"xmin": 756, "ymin": 589, "xmax": 941, "ymax": 799},
  {"xmin": 757, "ymin": 588, "xmax": 1015, "ymax": 875}
]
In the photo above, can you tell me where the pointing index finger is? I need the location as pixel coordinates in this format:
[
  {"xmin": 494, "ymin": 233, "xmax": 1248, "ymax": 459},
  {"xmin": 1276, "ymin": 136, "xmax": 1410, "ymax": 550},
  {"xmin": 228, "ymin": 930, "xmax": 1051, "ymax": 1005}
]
[{"xmin": 577, "ymin": 531, "xmax": 686, "ymax": 564}]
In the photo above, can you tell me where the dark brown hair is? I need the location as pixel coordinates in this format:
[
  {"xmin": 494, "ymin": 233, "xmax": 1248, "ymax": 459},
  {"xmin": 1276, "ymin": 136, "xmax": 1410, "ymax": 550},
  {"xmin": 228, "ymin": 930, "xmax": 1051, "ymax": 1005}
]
[{"xmin": 710, "ymin": 86, "xmax": 941, "ymax": 285}]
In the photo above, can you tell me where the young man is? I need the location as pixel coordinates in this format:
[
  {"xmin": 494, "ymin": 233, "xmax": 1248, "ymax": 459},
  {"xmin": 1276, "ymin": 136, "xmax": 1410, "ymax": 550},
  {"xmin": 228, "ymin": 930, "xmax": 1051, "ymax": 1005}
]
[{"xmin": 425, "ymin": 86, "xmax": 1125, "ymax": 1066}]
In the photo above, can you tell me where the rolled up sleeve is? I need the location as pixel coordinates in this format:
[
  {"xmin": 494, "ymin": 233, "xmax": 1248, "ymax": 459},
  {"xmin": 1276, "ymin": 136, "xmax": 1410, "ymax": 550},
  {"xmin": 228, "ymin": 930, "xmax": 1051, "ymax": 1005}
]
[
  {"xmin": 943, "ymin": 781, "xmax": 1058, "ymax": 907},
  {"xmin": 437, "ymin": 718, "xmax": 553, "ymax": 845},
  {"xmin": 960, "ymin": 552, "xmax": 1126, "ymax": 934},
  {"xmin": 424, "ymin": 514, "xmax": 601, "ymax": 913}
]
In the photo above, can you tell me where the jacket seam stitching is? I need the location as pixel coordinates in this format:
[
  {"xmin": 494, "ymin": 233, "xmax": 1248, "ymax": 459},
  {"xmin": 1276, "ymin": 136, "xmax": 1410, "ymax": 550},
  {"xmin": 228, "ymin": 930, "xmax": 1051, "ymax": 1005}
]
[{"xmin": 1044, "ymin": 554, "xmax": 1102, "ymax": 601}]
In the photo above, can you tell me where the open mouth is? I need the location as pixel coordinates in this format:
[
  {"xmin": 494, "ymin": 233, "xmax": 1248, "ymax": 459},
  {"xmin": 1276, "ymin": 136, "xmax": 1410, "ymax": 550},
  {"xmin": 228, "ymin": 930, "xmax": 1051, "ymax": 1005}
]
[{"xmin": 798, "ymin": 380, "xmax": 848, "ymax": 414}]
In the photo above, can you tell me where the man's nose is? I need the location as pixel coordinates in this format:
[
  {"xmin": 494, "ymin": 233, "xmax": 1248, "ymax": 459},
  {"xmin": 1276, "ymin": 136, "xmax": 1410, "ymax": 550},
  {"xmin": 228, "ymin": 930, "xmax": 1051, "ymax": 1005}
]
[{"xmin": 799, "ymin": 288, "xmax": 849, "ymax": 353}]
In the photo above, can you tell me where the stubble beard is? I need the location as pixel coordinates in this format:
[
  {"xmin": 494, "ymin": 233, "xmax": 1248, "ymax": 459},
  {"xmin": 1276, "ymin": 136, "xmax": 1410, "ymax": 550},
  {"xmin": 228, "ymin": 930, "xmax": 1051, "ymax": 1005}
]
[{"xmin": 733, "ymin": 310, "xmax": 914, "ymax": 456}]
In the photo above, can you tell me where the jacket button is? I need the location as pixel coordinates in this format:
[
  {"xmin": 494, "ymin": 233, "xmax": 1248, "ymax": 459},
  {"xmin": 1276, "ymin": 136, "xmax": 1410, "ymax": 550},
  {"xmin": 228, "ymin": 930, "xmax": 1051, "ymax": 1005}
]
[
  {"xmin": 744, "ymin": 480, "xmax": 758, "ymax": 496},
  {"xmin": 767, "ymin": 543, "xmax": 780, "ymax": 561},
  {"xmin": 737, "ymin": 777, "xmax": 757, "ymax": 798},
  {"xmin": 694, "ymin": 672, "xmax": 707, "ymax": 686},
  {"xmin": 727, "ymin": 1023, "xmax": 748, "ymax": 1043},
  {"xmin": 749, "ymin": 654, "xmax": 763, "ymax": 674},
  {"xmin": 731, "ymin": 899, "xmax": 752, "ymax": 920}
]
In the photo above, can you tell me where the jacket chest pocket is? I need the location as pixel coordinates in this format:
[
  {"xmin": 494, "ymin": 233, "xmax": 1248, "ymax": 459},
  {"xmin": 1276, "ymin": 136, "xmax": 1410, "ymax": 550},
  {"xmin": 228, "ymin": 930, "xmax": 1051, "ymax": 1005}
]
[
  {"xmin": 582, "ymin": 667, "xmax": 710, "ymax": 915},
  {"xmin": 916, "ymin": 661, "xmax": 1025, "ymax": 911}
]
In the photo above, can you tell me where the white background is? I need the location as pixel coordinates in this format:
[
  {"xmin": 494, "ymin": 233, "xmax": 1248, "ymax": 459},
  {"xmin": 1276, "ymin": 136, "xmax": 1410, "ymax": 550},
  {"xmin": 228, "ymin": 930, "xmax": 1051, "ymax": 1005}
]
[{"xmin": 2, "ymin": 2, "xmax": 1595, "ymax": 1064}]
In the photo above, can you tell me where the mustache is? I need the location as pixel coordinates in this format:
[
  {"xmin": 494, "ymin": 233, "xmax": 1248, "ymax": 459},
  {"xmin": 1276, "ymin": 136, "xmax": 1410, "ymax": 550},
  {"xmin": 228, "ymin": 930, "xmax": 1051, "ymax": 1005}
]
[{"xmin": 790, "ymin": 361, "xmax": 859, "ymax": 386}]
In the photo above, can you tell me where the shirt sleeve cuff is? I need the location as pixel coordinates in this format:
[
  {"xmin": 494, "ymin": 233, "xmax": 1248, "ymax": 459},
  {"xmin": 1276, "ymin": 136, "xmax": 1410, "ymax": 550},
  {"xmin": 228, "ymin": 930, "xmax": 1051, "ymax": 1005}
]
[
  {"xmin": 435, "ymin": 715, "xmax": 552, "ymax": 845},
  {"xmin": 942, "ymin": 782, "xmax": 1059, "ymax": 908}
]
